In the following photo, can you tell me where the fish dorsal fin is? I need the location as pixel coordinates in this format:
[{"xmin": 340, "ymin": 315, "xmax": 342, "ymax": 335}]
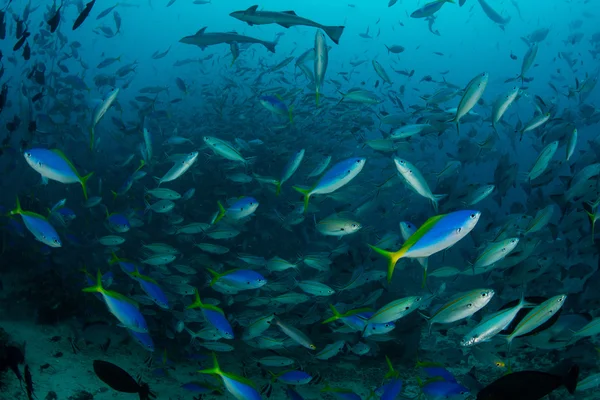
[
  {"xmin": 196, "ymin": 27, "xmax": 208, "ymax": 36},
  {"xmin": 402, "ymin": 214, "xmax": 446, "ymax": 251},
  {"xmin": 245, "ymin": 5, "xmax": 258, "ymax": 14},
  {"xmin": 51, "ymin": 149, "xmax": 79, "ymax": 175},
  {"xmin": 281, "ymin": 11, "xmax": 297, "ymax": 15}
]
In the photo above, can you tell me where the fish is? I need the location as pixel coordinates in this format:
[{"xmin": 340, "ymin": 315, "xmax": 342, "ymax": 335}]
[
  {"xmin": 476, "ymin": 364, "xmax": 579, "ymax": 399},
  {"xmin": 93, "ymin": 360, "xmax": 155, "ymax": 399},
  {"xmin": 477, "ymin": 0, "xmax": 510, "ymax": 29},
  {"xmin": 199, "ymin": 353, "xmax": 261, "ymax": 400},
  {"xmin": 10, "ymin": 197, "xmax": 61, "ymax": 248},
  {"xmin": 73, "ymin": 0, "xmax": 96, "ymax": 30},
  {"xmin": 293, "ymin": 158, "xmax": 366, "ymax": 212},
  {"xmin": 24, "ymin": 149, "xmax": 93, "ymax": 199},
  {"xmin": 179, "ymin": 27, "xmax": 276, "ymax": 53},
  {"xmin": 369, "ymin": 210, "xmax": 481, "ymax": 282},
  {"xmin": 229, "ymin": 6, "xmax": 345, "ymax": 44},
  {"xmin": 447, "ymin": 72, "xmax": 489, "ymax": 135},
  {"xmin": 394, "ymin": 157, "xmax": 447, "ymax": 212},
  {"xmin": 90, "ymin": 88, "xmax": 120, "ymax": 150},
  {"xmin": 410, "ymin": 0, "xmax": 454, "ymax": 18},
  {"xmin": 154, "ymin": 152, "xmax": 198, "ymax": 186},
  {"xmin": 47, "ymin": 4, "xmax": 62, "ymax": 32},
  {"xmin": 314, "ymin": 30, "xmax": 328, "ymax": 106},
  {"xmin": 83, "ymin": 270, "xmax": 149, "ymax": 333}
]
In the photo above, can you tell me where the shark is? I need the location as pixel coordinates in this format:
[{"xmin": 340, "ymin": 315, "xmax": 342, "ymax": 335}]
[
  {"xmin": 179, "ymin": 27, "xmax": 276, "ymax": 53},
  {"xmin": 229, "ymin": 5, "xmax": 345, "ymax": 45}
]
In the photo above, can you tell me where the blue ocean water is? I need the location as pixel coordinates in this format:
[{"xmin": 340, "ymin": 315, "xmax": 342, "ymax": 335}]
[{"xmin": 0, "ymin": 0, "xmax": 599, "ymax": 399}]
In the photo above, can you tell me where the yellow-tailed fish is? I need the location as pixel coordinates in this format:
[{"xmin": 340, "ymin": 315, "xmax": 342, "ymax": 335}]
[{"xmin": 369, "ymin": 210, "xmax": 481, "ymax": 283}]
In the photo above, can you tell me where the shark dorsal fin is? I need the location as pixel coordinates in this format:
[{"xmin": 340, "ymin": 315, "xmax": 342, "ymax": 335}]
[
  {"xmin": 245, "ymin": 5, "xmax": 258, "ymax": 14},
  {"xmin": 281, "ymin": 11, "xmax": 297, "ymax": 15},
  {"xmin": 195, "ymin": 27, "xmax": 208, "ymax": 36}
]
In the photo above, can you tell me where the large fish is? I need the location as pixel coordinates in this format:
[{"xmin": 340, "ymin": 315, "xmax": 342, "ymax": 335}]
[
  {"xmin": 179, "ymin": 27, "xmax": 276, "ymax": 53},
  {"xmin": 229, "ymin": 6, "xmax": 345, "ymax": 44},
  {"xmin": 369, "ymin": 210, "xmax": 481, "ymax": 282}
]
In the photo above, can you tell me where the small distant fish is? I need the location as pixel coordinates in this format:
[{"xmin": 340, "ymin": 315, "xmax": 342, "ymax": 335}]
[{"xmin": 73, "ymin": 0, "xmax": 96, "ymax": 31}]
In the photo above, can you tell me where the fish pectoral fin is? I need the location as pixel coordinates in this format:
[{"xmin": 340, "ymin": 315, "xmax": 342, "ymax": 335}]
[{"xmin": 277, "ymin": 22, "xmax": 293, "ymax": 28}]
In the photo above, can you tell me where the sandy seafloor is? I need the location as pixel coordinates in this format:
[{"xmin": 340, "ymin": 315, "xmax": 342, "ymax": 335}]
[{"xmin": 2, "ymin": 264, "xmax": 600, "ymax": 400}]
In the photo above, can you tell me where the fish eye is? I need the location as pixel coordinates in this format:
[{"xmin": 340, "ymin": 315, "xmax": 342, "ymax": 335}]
[
  {"xmin": 356, "ymin": 159, "xmax": 361, "ymax": 163},
  {"xmin": 25, "ymin": 152, "xmax": 31, "ymax": 158},
  {"xmin": 481, "ymin": 293, "xmax": 487, "ymax": 297},
  {"xmin": 456, "ymin": 227, "xmax": 462, "ymax": 233},
  {"xmin": 467, "ymin": 303, "xmax": 473, "ymax": 308},
  {"xmin": 470, "ymin": 213, "xmax": 476, "ymax": 218},
  {"xmin": 495, "ymin": 362, "xmax": 502, "ymax": 367}
]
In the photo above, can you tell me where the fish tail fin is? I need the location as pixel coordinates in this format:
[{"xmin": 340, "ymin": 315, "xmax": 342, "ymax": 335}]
[
  {"xmin": 198, "ymin": 352, "xmax": 222, "ymax": 376},
  {"xmin": 186, "ymin": 287, "xmax": 204, "ymax": 310},
  {"xmin": 274, "ymin": 181, "xmax": 282, "ymax": 196},
  {"xmin": 10, "ymin": 196, "xmax": 23, "ymax": 216},
  {"xmin": 109, "ymin": 251, "xmax": 120, "ymax": 265},
  {"xmin": 322, "ymin": 304, "xmax": 342, "ymax": 324},
  {"xmin": 563, "ymin": 364, "xmax": 579, "ymax": 394},
  {"xmin": 431, "ymin": 194, "xmax": 447, "ymax": 212},
  {"xmin": 455, "ymin": 121, "xmax": 460, "ymax": 136},
  {"xmin": 292, "ymin": 186, "xmax": 312, "ymax": 213},
  {"xmin": 80, "ymin": 172, "xmax": 94, "ymax": 200},
  {"xmin": 82, "ymin": 269, "xmax": 104, "ymax": 294},
  {"xmin": 335, "ymin": 91, "xmax": 345, "ymax": 106},
  {"xmin": 384, "ymin": 355, "xmax": 399, "ymax": 379},
  {"xmin": 214, "ymin": 201, "xmax": 226, "ymax": 223},
  {"xmin": 206, "ymin": 268, "xmax": 221, "ymax": 286},
  {"xmin": 264, "ymin": 41, "xmax": 277, "ymax": 53},
  {"xmin": 367, "ymin": 244, "xmax": 405, "ymax": 283},
  {"xmin": 323, "ymin": 25, "xmax": 345, "ymax": 45}
]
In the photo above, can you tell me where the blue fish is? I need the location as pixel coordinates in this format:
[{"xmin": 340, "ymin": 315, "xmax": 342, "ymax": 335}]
[
  {"xmin": 199, "ymin": 353, "xmax": 261, "ymax": 400},
  {"xmin": 271, "ymin": 370, "xmax": 313, "ymax": 385},
  {"xmin": 128, "ymin": 329, "xmax": 154, "ymax": 352},
  {"xmin": 293, "ymin": 157, "xmax": 366, "ymax": 212},
  {"xmin": 322, "ymin": 304, "xmax": 373, "ymax": 331},
  {"xmin": 286, "ymin": 387, "xmax": 305, "ymax": 400},
  {"xmin": 109, "ymin": 252, "xmax": 138, "ymax": 274},
  {"xmin": 207, "ymin": 268, "xmax": 267, "ymax": 290},
  {"xmin": 421, "ymin": 380, "xmax": 470, "ymax": 399},
  {"xmin": 129, "ymin": 268, "xmax": 169, "ymax": 309},
  {"xmin": 215, "ymin": 196, "xmax": 259, "ymax": 223},
  {"xmin": 10, "ymin": 197, "xmax": 62, "ymax": 248},
  {"xmin": 187, "ymin": 288, "xmax": 234, "ymax": 339},
  {"xmin": 23, "ymin": 148, "xmax": 94, "ymax": 199},
  {"xmin": 259, "ymin": 95, "xmax": 293, "ymax": 123},
  {"xmin": 82, "ymin": 269, "xmax": 149, "ymax": 333},
  {"xmin": 181, "ymin": 381, "xmax": 222, "ymax": 394},
  {"xmin": 106, "ymin": 211, "xmax": 130, "ymax": 233}
]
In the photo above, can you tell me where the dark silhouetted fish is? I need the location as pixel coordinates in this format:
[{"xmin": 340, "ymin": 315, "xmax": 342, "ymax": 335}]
[
  {"xmin": 93, "ymin": 360, "xmax": 156, "ymax": 400},
  {"xmin": 73, "ymin": 0, "xmax": 96, "ymax": 31},
  {"xmin": 476, "ymin": 364, "xmax": 579, "ymax": 399}
]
